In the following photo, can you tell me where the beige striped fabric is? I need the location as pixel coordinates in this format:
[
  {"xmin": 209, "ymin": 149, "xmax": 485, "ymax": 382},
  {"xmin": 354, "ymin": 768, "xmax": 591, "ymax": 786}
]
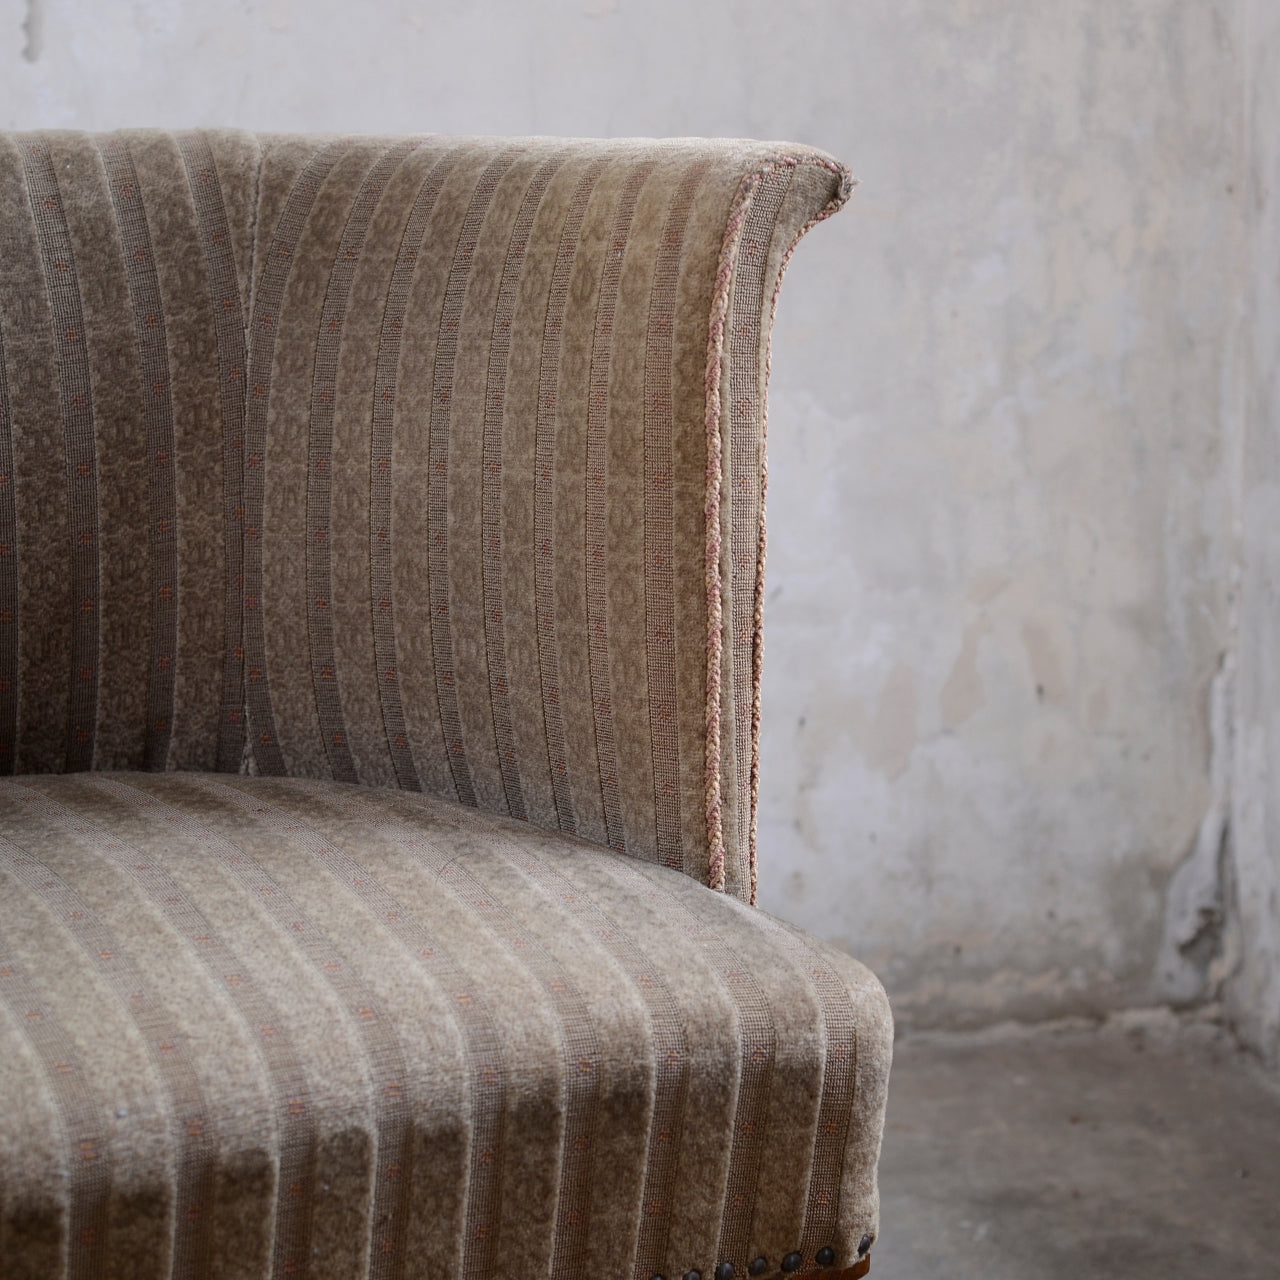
[
  {"xmin": 0, "ymin": 132, "xmax": 891, "ymax": 1280},
  {"xmin": 0, "ymin": 771, "xmax": 892, "ymax": 1280},
  {"xmin": 0, "ymin": 130, "xmax": 851, "ymax": 900}
]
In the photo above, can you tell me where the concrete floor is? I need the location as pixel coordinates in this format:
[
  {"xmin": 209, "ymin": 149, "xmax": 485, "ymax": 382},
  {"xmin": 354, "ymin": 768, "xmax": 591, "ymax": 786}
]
[{"xmin": 872, "ymin": 1010, "xmax": 1280, "ymax": 1280}]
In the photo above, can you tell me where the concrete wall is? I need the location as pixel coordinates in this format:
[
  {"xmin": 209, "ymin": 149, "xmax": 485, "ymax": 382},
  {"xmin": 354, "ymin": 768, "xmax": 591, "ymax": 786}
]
[
  {"xmin": 753, "ymin": 1, "xmax": 1241, "ymax": 1030},
  {"xmin": 1229, "ymin": 0, "xmax": 1280, "ymax": 1071},
  {"xmin": 0, "ymin": 0, "xmax": 1267, "ymax": 1036}
]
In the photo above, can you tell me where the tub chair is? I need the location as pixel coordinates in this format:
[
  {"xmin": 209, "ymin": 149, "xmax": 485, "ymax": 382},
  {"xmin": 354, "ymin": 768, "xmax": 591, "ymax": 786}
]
[{"xmin": 0, "ymin": 130, "xmax": 891, "ymax": 1280}]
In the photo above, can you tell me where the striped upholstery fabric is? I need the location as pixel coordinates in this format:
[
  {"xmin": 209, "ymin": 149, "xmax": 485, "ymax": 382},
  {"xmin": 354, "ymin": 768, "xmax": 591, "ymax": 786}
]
[
  {"xmin": 0, "ymin": 130, "xmax": 851, "ymax": 900},
  {"xmin": 0, "ymin": 132, "xmax": 892, "ymax": 1280},
  {"xmin": 0, "ymin": 773, "xmax": 890, "ymax": 1280}
]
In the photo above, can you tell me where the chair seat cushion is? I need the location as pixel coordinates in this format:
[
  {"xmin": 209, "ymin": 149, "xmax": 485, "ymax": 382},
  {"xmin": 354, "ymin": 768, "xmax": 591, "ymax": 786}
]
[{"xmin": 0, "ymin": 773, "xmax": 890, "ymax": 1280}]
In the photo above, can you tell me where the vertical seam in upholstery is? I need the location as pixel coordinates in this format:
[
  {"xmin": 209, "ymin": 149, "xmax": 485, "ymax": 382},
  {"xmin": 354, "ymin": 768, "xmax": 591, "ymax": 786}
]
[
  {"xmin": 369, "ymin": 148, "xmax": 463, "ymax": 792},
  {"xmin": 0, "ymin": 317, "xmax": 17, "ymax": 774},
  {"xmin": 19, "ymin": 139, "xmax": 101, "ymax": 773},
  {"xmin": 98, "ymin": 134, "xmax": 181, "ymax": 774},
  {"xmin": 533, "ymin": 159, "xmax": 609, "ymax": 835},
  {"xmin": 241, "ymin": 139, "xmax": 350, "ymax": 776},
  {"xmin": 307, "ymin": 139, "xmax": 422, "ymax": 785},
  {"xmin": 481, "ymin": 148, "xmax": 570, "ymax": 822},
  {"xmin": 246, "ymin": 137, "xmax": 262, "ymax": 764},
  {"xmin": 177, "ymin": 131, "xmax": 253, "ymax": 773},
  {"xmin": 427, "ymin": 148, "xmax": 522, "ymax": 808},
  {"xmin": 248, "ymin": 137, "xmax": 262, "ymax": 324},
  {"xmin": 586, "ymin": 160, "xmax": 656, "ymax": 854}
]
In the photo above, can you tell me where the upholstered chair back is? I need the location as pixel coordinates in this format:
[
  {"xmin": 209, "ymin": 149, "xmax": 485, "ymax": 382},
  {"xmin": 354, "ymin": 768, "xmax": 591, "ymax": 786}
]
[{"xmin": 0, "ymin": 132, "xmax": 849, "ymax": 900}]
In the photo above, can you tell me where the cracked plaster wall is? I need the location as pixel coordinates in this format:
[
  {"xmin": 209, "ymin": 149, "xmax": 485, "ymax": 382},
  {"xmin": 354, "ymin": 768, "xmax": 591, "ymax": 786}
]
[{"xmin": 0, "ymin": 1, "xmax": 1268, "ymax": 1038}]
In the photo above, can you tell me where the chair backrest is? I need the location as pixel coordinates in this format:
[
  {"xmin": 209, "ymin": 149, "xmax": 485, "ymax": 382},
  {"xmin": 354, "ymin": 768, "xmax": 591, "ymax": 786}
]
[{"xmin": 0, "ymin": 131, "xmax": 850, "ymax": 900}]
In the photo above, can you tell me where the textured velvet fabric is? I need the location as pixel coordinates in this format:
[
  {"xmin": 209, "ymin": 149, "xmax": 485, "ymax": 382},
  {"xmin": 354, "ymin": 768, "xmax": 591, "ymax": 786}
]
[
  {"xmin": 0, "ymin": 132, "xmax": 890, "ymax": 1280},
  {"xmin": 0, "ymin": 772, "xmax": 891, "ymax": 1280},
  {"xmin": 0, "ymin": 130, "xmax": 851, "ymax": 900}
]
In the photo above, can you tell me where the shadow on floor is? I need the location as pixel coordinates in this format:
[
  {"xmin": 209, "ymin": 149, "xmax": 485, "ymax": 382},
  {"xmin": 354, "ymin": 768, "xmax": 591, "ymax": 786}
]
[{"xmin": 873, "ymin": 1009, "xmax": 1280, "ymax": 1280}]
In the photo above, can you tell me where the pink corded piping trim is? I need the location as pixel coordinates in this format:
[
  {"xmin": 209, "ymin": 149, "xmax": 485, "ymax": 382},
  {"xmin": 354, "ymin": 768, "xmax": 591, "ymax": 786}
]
[
  {"xmin": 704, "ymin": 153, "xmax": 854, "ymax": 896},
  {"xmin": 703, "ymin": 169, "xmax": 759, "ymax": 892}
]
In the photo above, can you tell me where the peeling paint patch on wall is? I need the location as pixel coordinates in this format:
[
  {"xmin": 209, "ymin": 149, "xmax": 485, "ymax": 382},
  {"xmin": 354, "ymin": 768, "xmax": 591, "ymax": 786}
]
[{"xmin": 1156, "ymin": 655, "xmax": 1239, "ymax": 1006}]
